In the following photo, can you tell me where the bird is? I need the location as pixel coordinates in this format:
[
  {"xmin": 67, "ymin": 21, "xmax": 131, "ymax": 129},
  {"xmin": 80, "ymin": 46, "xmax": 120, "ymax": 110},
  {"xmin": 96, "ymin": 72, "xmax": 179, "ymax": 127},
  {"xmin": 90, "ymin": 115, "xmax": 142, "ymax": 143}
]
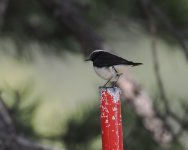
[{"xmin": 85, "ymin": 50, "xmax": 142, "ymax": 87}]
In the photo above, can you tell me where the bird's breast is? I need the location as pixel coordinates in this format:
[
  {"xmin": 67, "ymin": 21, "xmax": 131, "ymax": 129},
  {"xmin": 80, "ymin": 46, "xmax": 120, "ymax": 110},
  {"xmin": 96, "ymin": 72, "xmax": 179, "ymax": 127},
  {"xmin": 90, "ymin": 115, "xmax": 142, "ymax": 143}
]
[
  {"xmin": 94, "ymin": 65, "xmax": 129, "ymax": 81},
  {"xmin": 94, "ymin": 67, "xmax": 114, "ymax": 80}
]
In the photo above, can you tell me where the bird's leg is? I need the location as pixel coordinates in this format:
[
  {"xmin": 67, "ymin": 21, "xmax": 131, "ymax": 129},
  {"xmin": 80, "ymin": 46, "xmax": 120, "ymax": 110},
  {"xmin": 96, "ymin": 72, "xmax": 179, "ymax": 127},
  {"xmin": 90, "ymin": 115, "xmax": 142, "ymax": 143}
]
[
  {"xmin": 112, "ymin": 73, "xmax": 123, "ymax": 87},
  {"xmin": 112, "ymin": 66, "xmax": 118, "ymax": 74},
  {"xmin": 103, "ymin": 78, "xmax": 112, "ymax": 87},
  {"xmin": 112, "ymin": 66, "xmax": 122, "ymax": 87}
]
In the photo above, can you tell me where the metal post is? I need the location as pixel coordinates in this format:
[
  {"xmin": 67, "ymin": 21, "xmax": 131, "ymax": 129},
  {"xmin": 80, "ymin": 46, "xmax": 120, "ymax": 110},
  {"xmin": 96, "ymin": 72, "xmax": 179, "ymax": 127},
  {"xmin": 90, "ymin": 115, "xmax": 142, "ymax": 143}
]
[{"xmin": 99, "ymin": 87, "xmax": 124, "ymax": 150}]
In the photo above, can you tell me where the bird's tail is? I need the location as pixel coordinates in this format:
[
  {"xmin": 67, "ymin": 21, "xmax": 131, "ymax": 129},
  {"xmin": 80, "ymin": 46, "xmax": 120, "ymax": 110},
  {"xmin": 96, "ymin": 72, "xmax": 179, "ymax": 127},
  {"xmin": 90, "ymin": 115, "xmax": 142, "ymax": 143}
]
[{"xmin": 132, "ymin": 62, "xmax": 143, "ymax": 66}]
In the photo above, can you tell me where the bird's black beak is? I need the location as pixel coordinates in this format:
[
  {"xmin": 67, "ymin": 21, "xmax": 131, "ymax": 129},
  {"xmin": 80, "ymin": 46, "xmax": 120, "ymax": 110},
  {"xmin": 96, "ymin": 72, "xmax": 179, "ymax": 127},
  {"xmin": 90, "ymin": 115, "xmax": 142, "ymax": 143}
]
[{"xmin": 85, "ymin": 58, "xmax": 91, "ymax": 61}]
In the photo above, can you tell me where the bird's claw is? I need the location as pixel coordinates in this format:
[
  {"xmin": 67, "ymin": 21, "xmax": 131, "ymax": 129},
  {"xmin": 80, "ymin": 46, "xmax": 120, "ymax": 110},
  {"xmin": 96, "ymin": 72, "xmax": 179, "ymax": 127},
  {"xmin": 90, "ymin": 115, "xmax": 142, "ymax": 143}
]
[{"xmin": 112, "ymin": 73, "xmax": 123, "ymax": 87}]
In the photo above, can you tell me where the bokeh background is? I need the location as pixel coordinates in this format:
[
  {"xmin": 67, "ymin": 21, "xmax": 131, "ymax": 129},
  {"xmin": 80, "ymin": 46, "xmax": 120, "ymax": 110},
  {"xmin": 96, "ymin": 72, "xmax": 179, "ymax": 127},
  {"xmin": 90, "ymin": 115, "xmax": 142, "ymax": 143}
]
[{"xmin": 0, "ymin": 0, "xmax": 188, "ymax": 150}]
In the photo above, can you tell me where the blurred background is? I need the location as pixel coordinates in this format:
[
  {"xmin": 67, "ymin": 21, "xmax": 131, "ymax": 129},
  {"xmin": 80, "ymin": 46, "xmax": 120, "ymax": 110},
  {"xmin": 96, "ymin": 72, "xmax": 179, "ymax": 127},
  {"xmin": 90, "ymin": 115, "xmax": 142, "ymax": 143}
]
[{"xmin": 0, "ymin": 0, "xmax": 188, "ymax": 150}]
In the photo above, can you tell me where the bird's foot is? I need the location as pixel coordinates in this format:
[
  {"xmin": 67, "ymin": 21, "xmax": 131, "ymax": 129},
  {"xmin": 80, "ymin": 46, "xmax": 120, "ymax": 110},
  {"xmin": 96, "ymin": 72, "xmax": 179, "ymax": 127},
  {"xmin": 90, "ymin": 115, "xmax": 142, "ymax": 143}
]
[
  {"xmin": 102, "ymin": 79, "xmax": 111, "ymax": 88},
  {"xmin": 117, "ymin": 73, "xmax": 123, "ymax": 77},
  {"xmin": 112, "ymin": 73, "xmax": 123, "ymax": 87}
]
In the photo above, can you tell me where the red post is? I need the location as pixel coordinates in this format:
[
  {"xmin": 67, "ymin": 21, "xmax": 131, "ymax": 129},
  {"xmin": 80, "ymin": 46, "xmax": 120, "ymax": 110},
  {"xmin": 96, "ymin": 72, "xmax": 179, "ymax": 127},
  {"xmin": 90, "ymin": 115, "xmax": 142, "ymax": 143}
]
[{"xmin": 99, "ymin": 87, "xmax": 124, "ymax": 150}]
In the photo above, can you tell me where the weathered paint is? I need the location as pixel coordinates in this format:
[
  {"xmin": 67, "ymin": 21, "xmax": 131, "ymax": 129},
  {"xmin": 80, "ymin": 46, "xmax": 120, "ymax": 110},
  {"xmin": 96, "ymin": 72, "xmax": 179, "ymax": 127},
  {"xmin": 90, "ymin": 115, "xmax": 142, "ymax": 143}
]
[{"xmin": 99, "ymin": 87, "xmax": 124, "ymax": 150}]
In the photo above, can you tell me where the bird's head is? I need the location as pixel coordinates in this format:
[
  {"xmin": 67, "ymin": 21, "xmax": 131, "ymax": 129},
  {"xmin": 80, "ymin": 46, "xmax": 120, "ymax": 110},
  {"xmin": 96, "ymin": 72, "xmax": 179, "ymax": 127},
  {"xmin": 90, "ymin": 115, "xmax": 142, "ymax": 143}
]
[{"xmin": 85, "ymin": 50, "xmax": 106, "ymax": 61}]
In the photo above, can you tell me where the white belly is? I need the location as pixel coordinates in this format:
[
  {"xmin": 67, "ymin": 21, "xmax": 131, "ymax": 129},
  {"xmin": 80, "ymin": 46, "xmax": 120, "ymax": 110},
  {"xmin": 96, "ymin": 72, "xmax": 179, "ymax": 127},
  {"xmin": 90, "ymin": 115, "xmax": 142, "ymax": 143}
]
[
  {"xmin": 94, "ymin": 65, "xmax": 129, "ymax": 81},
  {"xmin": 94, "ymin": 67, "xmax": 114, "ymax": 80}
]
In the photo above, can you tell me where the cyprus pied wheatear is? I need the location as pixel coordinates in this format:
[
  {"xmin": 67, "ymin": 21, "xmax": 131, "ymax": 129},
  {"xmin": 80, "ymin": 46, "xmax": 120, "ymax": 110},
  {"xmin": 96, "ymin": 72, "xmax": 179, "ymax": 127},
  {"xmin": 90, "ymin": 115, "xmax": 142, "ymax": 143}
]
[{"xmin": 85, "ymin": 50, "xmax": 142, "ymax": 87}]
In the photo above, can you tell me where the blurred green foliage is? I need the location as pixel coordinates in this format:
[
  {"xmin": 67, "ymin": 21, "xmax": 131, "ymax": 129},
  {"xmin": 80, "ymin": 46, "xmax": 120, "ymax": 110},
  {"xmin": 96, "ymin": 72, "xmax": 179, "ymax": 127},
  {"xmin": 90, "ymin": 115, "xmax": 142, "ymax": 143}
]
[
  {"xmin": 2, "ymin": 0, "xmax": 188, "ymax": 52},
  {"xmin": 156, "ymin": 0, "xmax": 188, "ymax": 28}
]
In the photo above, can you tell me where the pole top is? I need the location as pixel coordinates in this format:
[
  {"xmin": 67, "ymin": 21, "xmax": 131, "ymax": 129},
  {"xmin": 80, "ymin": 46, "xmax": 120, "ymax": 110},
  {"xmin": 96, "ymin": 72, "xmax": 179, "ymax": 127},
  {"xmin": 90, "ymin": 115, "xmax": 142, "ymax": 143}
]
[
  {"xmin": 99, "ymin": 86, "xmax": 121, "ymax": 102},
  {"xmin": 99, "ymin": 86, "xmax": 119, "ymax": 89}
]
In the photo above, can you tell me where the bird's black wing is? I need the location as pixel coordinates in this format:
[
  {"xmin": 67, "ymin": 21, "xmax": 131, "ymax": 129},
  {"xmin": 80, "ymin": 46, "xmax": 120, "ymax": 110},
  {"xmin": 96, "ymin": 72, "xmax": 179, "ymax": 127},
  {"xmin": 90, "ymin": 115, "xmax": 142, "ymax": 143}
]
[{"xmin": 93, "ymin": 51, "xmax": 142, "ymax": 67}]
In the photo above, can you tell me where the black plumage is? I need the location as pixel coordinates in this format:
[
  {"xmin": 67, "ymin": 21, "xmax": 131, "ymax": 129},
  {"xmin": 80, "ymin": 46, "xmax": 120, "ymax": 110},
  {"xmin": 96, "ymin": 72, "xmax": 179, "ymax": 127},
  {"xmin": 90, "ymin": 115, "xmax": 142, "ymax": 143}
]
[{"xmin": 88, "ymin": 51, "xmax": 142, "ymax": 67}]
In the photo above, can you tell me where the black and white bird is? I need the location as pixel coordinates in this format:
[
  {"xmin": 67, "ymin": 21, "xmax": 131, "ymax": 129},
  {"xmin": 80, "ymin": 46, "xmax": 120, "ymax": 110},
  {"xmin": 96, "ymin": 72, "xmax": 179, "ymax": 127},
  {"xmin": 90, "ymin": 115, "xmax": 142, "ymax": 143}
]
[{"xmin": 85, "ymin": 50, "xmax": 142, "ymax": 87}]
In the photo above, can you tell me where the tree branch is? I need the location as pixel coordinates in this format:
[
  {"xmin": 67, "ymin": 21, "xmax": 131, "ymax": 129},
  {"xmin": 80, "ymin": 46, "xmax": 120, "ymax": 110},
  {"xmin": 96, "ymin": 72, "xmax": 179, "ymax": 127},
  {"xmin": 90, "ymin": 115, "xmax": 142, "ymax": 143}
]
[
  {"xmin": 117, "ymin": 75, "xmax": 173, "ymax": 145},
  {"xmin": 0, "ymin": 92, "xmax": 15, "ymax": 132},
  {"xmin": 0, "ymin": 0, "xmax": 9, "ymax": 27},
  {"xmin": 150, "ymin": 21, "xmax": 170, "ymax": 115},
  {"xmin": 150, "ymin": 23, "xmax": 188, "ymax": 139},
  {"xmin": 0, "ymin": 132, "xmax": 65, "ymax": 150},
  {"xmin": 39, "ymin": 0, "xmax": 109, "ymax": 56},
  {"xmin": 141, "ymin": 1, "xmax": 188, "ymax": 140},
  {"xmin": 0, "ymin": 93, "xmax": 65, "ymax": 150},
  {"xmin": 140, "ymin": 0, "xmax": 188, "ymax": 61}
]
